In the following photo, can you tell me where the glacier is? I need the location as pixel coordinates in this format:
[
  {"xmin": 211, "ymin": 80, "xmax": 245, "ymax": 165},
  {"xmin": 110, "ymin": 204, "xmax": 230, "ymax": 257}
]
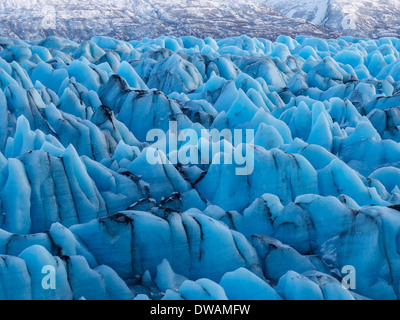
[{"xmin": 1, "ymin": 34, "xmax": 400, "ymax": 300}]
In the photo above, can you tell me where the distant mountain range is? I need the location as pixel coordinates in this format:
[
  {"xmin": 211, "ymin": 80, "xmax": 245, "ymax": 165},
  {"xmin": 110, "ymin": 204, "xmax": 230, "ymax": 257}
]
[
  {"xmin": 0, "ymin": 0, "xmax": 340, "ymax": 41},
  {"xmin": 0, "ymin": 0, "xmax": 398, "ymax": 42},
  {"xmin": 257, "ymin": 0, "xmax": 400, "ymax": 39}
]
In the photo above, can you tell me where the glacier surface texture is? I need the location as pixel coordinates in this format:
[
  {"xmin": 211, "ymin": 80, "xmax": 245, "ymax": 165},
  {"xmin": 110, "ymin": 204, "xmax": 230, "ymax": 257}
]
[{"xmin": 1, "ymin": 34, "xmax": 400, "ymax": 300}]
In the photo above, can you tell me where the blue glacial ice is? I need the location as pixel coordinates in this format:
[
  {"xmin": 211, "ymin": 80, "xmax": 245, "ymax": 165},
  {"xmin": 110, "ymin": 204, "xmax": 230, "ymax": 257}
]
[{"xmin": 1, "ymin": 34, "xmax": 400, "ymax": 299}]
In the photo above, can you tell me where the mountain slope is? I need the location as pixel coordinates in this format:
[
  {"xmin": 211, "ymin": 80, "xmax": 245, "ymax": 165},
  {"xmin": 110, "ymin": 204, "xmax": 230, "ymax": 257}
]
[
  {"xmin": 257, "ymin": 0, "xmax": 400, "ymax": 38},
  {"xmin": 0, "ymin": 0, "xmax": 340, "ymax": 41}
]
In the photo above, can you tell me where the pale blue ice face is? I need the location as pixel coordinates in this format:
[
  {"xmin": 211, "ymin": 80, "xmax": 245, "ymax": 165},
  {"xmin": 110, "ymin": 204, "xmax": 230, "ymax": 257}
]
[{"xmin": 0, "ymin": 33, "xmax": 400, "ymax": 300}]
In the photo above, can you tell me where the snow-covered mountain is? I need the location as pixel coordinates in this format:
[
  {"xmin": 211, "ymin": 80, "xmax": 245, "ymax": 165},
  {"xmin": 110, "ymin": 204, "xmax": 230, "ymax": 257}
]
[
  {"xmin": 0, "ymin": 0, "xmax": 340, "ymax": 41},
  {"xmin": 257, "ymin": 0, "xmax": 400, "ymax": 38},
  {"xmin": 1, "ymin": 0, "xmax": 399, "ymax": 41}
]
